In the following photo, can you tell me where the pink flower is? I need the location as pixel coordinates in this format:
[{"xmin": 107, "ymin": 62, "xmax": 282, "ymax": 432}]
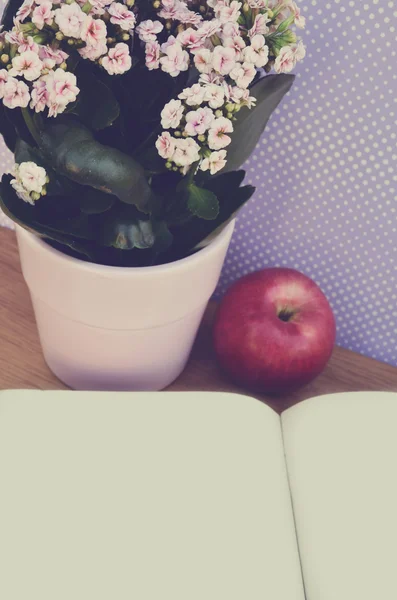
[
  {"xmin": 160, "ymin": 42, "xmax": 189, "ymax": 77},
  {"xmin": 243, "ymin": 34, "xmax": 269, "ymax": 68},
  {"xmin": 136, "ymin": 19, "xmax": 164, "ymax": 43},
  {"xmin": 16, "ymin": 0, "xmax": 34, "ymax": 22},
  {"xmin": 218, "ymin": 1, "xmax": 241, "ymax": 24},
  {"xmin": 102, "ymin": 43, "xmax": 132, "ymax": 75},
  {"xmin": 175, "ymin": 7, "xmax": 202, "ymax": 26},
  {"xmin": 81, "ymin": 15, "xmax": 107, "ymax": 46},
  {"xmin": 177, "ymin": 27, "xmax": 203, "ymax": 52},
  {"xmin": 223, "ymin": 34, "xmax": 246, "ymax": 61},
  {"xmin": 248, "ymin": 13, "xmax": 270, "ymax": 37},
  {"xmin": 292, "ymin": 41, "xmax": 306, "ymax": 61},
  {"xmin": 158, "ymin": 0, "xmax": 179, "ymax": 20},
  {"xmin": 0, "ymin": 69, "xmax": 9, "ymax": 99},
  {"xmin": 203, "ymin": 83, "xmax": 225, "ymax": 109},
  {"xmin": 3, "ymin": 78, "xmax": 30, "ymax": 109},
  {"xmin": 54, "ymin": 3, "xmax": 87, "ymax": 39},
  {"xmin": 32, "ymin": 2, "xmax": 54, "ymax": 30},
  {"xmin": 155, "ymin": 131, "xmax": 176, "ymax": 160},
  {"xmin": 185, "ymin": 107, "xmax": 214, "ymax": 136},
  {"xmin": 17, "ymin": 35, "xmax": 39, "ymax": 54},
  {"xmin": 200, "ymin": 149, "xmax": 227, "ymax": 174},
  {"xmin": 207, "ymin": 117, "xmax": 233, "ymax": 150},
  {"xmin": 229, "ymin": 62, "xmax": 256, "ymax": 89},
  {"xmin": 288, "ymin": 0, "xmax": 305, "ymax": 28},
  {"xmin": 211, "ymin": 46, "xmax": 236, "ymax": 76},
  {"xmin": 274, "ymin": 45, "xmax": 295, "ymax": 73},
  {"xmin": 193, "ymin": 48, "xmax": 212, "ymax": 74},
  {"xmin": 161, "ymin": 98, "xmax": 184, "ymax": 129},
  {"xmin": 9, "ymin": 50, "xmax": 43, "ymax": 82},
  {"xmin": 160, "ymin": 35, "xmax": 177, "ymax": 53},
  {"xmin": 108, "ymin": 3, "xmax": 136, "ymax": 31},
  {"xmin": 30, "ymin": 78, "xmax": 49, "ymax": 113},
  {"xmin": 5, "ymin": 29, "xmax": 26, "ymax": 47},
  {"xmin": 46, "ymin": 68, "xmax": 79, "ymax": 115},
  {"xmin": 196, "ymin": 19, "xmax": 221, "ymax": 40},
  {"xmin": 173, "ymin": 138, "xmax": 200, "ymax": 167},
  {"xmin": 88, "ymin": 0, "xmax": 113, "ymax": 14},
  {"xmin": 39, "ymin": 45, "xmax": 69, "ymax": 68},
  {"xmin": 145, "ymin": 41, "xmax": 161, "ymax": 70},
  {"xmin": 78, "ymin": 42, "xmax": 107, "ymax": 60},
  {"xmin": 221, "ymin": 22, "xmax": 241, "ymax": 40},
  {"xmin": 178, "ymin": 83, "xmax": 205, "ymax": 106}
]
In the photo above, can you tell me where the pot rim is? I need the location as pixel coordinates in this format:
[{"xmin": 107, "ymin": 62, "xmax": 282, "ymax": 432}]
[{"xmin": 16, "ymin": 219, "xmax": 235, "ymax": 276}]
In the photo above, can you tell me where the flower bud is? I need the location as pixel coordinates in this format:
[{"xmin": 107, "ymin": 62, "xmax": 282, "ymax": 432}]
[
  {"xmin": 55, "ymin": 31, "xmax": 64, "ymax": 40},
  {"xmin": 45, "ymin": 176, "xmax": 50, "ymax": 184},
  {"xmin": 153, "ymin": 0, "xmax": 160, "ymax": 7},
  {"xmin": 225, "ymin": 103, "xmax": 235, "ymax": 113},
  {"xmin": 1, "ymin": 54, "xmax": 9, "ymax": 64},
  {"xmin": 0, "ymin": 41, "xmax": 4, "ymax": 52},
  {"xmin": 31, "ymin": 192, "xmax": 41, "ymax": 202},
  {"xmin": 33, "ymin": 33, "xmax": 48, "ymax": 44},
  {"xmin": 107, "ymin": 36, "xmax": 116, "ymax": 44},
  {"xmin": 215, "ymin": 109, "xmax": 223, "ymax": 118},
  {"xmin": 65, "ymin": 0, "xmax": 75, "ymax": 3},
  {"xmin": 243, "ymin": 3, "xmax": 250, "ymax": 13},
  {"xmin": 60, "ymin": 61, "xmax": 67, "ymax": 70},
  {"xmin": 67, "ymin": 38, "xmax": 75, "ymax": 45},
  {"xmin": 126, "ymin": 0, "xmax": 135, "ymax": 5},
  {"xmin": 121, "ymin": 33, "xmax": 130, "ymax": 41},
  {"xmin": 198, "ymin": 134, "xmax": 206, "ymax": 142},
  {"xmin": 199, "ymin": 5, "xmax": 205, "ymax": 12},
  {"xmin": 165, "ymin": 20, "xmax": 172, "ymax": 30},
  {"xmin": 174, "ymin": 130, "xmax": 181, "ymax": 137},
  {"xmin": 267, "ymin": 9, "xmax": 273, "ymax": 18},
  {"xmin": 41, "ymin": 187, "xmax": 47, "ymax": 196},
  {"xmin": 165, "ymin": 161, "xmax": 172, "ymax": 169}
]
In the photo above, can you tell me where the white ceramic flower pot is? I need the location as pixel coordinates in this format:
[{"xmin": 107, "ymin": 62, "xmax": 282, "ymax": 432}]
[{"xmin": 16, "ymin": 221, "xmax": 235, "ymax": 391}]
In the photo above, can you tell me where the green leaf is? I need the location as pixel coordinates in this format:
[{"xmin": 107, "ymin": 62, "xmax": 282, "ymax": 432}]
[
  {"xmin": 79, "ymin": 188, "xmax": 117, "ymax": 215},
  {"xmin": 0, "ymin": 105, "xmax": 17, "ymax": 152},
  {"xmin": 98, "ymin": 203, "xmax": 155, "ymax": 250},
  {"xmin": 164, "ymin": 170, "xmax": 255, "ymax": 261},
  {"xmin": 187, "ymin": 184, "xmax": 219, "ymax": 220},
  {"xmin": 37, "ymin": 116, "xmax": 154, "ymax": 214},
  {"xmin": 223, "ymin": 74, "xmax": 295, "ymax": 173},
  {"xmin": 276, "ymin": 13, "xmax": 296, "ymax": 33},
  {"xmin": 70, "ymin": 66, "xmax": 120, "ymax": 131}
]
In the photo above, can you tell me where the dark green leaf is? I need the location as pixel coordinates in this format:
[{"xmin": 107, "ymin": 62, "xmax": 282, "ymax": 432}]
[
  {"xmin": 0, "ymin": 105, "xmax": 17, "ymax": 152},
  {"xmin": 98, "ymin": 203, "xmax": 155, "ymax": 249},
  {"xmin": 223, "ymin": 74, "xmax": 295, "ymax": 172},
  {"xmin": 70, "ymin": 66, "xmax": 120, "ymax": 131},
  {"xmin": 37, "ymin": 116, "xmax": 154, "ymax": 213},
  {"xmin": 187, "ymin": 184, "xmax": 219, "ymax": 220},
  {"xmin": 79, "ymin": 188, "xmax": 117, "ymax": 215}
]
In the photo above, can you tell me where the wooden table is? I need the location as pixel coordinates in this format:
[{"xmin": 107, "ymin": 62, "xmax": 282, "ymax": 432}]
[{"xmin": 1, "ymin": 227, "xmax": 397, "ymax": 413}]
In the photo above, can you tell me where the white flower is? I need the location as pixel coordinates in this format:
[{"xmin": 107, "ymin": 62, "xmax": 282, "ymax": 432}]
[
  {"xmin": 39, "ymin": 46, "xmax": 69, "ymax": 68},
  {"xmin": 88, "ymin": 0, "xmax": 113, "ymax": 15},
  {"xmin": 173, "ymin": 138, "xmax": 200, "ymax": 167},
  {"xmin": 185, "ymin": 107, "xmax": 215, "ymax": 136},
  {"xmin": 3, "ymin": 78, "xmax": 30, "ymax": 109},
  {"xmin": 243, "ymin": 34, "xmax": 269, "ymax": 68},
  {"xmin": 178, "ymin": 83, "xmax": 205, "ymax": 106},
  {"xmin": 160, "ymin": 42, "xmax": 189, "ymax": 77},
  {"xmin": 136, "ymin": 19, "xmax": 164, "ymax": 42},
  {"xmin": 156, "ymin": 131, "xmax": 176, "ymax": 160},
  {"xmin": 200, "ymin": 150, "xmax": 227, "ymax": 174},
  {"xmin": 274, "ymin": 45, "xmax": 295, "ymax": 73},
  {"xmin": 218, "ymin": 0, "xmax": 241, "ymax": 24},
  {"xmin": 203, "ymin": 84, "xmax": 225, "ymax": 109},
  {"xmin": 287, "ymin": 0, "xmax": 305, "ymax": 28},
  {"xmin": 30, "ymin": 78, "xmax": 49, "ymax": 113},
  {"xmin": 207, "ymin": 117, "xmax": 233, "ymax": 150},
  {"xmin": 18, "ymin": 161, "xmax": 47, "ymax": 194},
  {"xmin": 221, "ymin": 21, "xmax": 240, "ymax": 39},
  {"xmin": 80, "ymin": 15, "xmax": 107, "ymax": 46},
  {"xmin": 102, "ymin": 43, "xmax": 132, "ymax": 75},
  {"xmin": 108, "ymin": 3, "xmax": 136, "ymax": 31},
  {"xmin": 248, "ymin": 13, "xmax": 270, "ymax": 37},
  {"xmin": 9, "ymin": 50, "xmax": 43, "ymax": 82},
  {"xmin": 31, "ymin": 2, "xmax": 54, "ymax": 30},
  {"xmin": 46, "ymin": 68, "xmax": 79, "ymax": 115},
  {"xmin": 196, "ymin": 19, "xmax": 221, "ymax": 40},
  {"xmin": 78, "ymin": 42, "xmax": 107, "ymax": 60},
  {"xmin": 212, "ymin": 46, "xmax": 236, "ymax": 76},
  {"xmin": 54, "ymin": 3, "xmax": 87, "ymax": 39},
  {"xmin": 193, "ymin": 48, "xmax": 212, "ymax": 74},
  {"xmin": 11, "ymin": 178, "xmax": 33, "ymax": 204},
  {"xmin": 230, "ymin": 62, "xmax": 256, "ymax": 88},
  {"xmin": 161, "ymin": 98, "xmax": 184, "ymax": 129},
  {"xmin": 145, "ymin": 41, "xmax": 161, "ymax": 70},
  {"xmin": 0, "ymin": 69, "xmax": 8, "ymax": 99}
]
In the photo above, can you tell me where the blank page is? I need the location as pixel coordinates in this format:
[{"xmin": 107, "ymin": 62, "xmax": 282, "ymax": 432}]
[
  {"xmin": 282, "ymin": 391, "xmax": 397, "ymax": 600},
  {"xmin": 0, "ymin": 390, "xmax": 304, "ymax": 600}
]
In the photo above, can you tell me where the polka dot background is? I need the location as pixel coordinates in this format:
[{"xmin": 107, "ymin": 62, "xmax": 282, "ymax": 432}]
[{"xmin": 0, "ymin": 0, "xmax": 396, "ymax": 365}]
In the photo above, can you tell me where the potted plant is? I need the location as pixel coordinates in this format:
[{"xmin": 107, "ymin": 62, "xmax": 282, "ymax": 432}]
[{"xmin": 0, "ymin": 0, "xmax": 305, "ymax": 391}]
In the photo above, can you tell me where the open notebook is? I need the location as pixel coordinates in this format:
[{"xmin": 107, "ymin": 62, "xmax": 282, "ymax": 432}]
[{"xmin": 1, "ymin": 390, "xmax": 397, "ymax": 599}]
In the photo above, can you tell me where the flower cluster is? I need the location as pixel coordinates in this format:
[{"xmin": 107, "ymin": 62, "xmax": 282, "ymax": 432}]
[
  {"xmin": 149, "ymin": 0, "xmax": 305, "ymax": 174},
  {"xmin": 10, "ymin": 161, "xmax": 48, "ymax": 204},
  {"xmin": 0, "ymin": 0, "xmax": 137, "ymax": 116}
]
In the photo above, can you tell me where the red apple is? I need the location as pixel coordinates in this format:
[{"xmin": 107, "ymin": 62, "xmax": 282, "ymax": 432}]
[{"xmin": 213, "ymin": 268, "xmax": 336, "ymax": 394}]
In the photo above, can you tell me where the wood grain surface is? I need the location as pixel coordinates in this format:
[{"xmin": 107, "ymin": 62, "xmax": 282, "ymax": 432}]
[{"xmin": 1, "ymin": 227, "xmax": 397, "ymax": 413}]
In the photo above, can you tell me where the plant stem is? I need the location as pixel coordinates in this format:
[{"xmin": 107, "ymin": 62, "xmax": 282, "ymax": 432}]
[{"xmin": 21, "ymin": 108, "xmax": 41, "ymax": 147}]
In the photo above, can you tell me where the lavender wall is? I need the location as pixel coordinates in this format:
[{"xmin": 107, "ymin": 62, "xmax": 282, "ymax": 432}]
[{"xmin": 1, "ymin": 0, "xmax": 396, "ymax": 365}]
